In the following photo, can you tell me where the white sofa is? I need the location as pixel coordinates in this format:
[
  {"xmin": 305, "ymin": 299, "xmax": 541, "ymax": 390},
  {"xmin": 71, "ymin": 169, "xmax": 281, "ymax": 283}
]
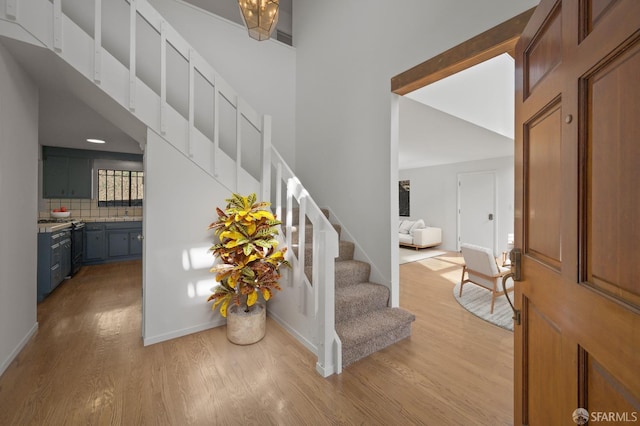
[{"xmin": 398, "ymin": 219, "xmax": 442, "ymax": 249}]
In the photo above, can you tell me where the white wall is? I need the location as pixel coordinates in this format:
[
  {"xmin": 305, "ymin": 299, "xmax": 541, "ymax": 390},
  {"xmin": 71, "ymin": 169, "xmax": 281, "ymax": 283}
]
[
  {"xmin": 148, "ymin": 0, "xmax": 296, "ymax": 166},
  {"xmin": 400, "ymin": 156, "xmax": 514, "ymax": 254},
  {"xmin": 143, "ymin": 129, "xmax": 234, "ymax": 344},
  {"xmin": 293, "ymin": 0, "xmax": 538, "ymax": 288},
  {"xmin": 0, "ymin": 42, "xmax": 39, "ymax": 376}
]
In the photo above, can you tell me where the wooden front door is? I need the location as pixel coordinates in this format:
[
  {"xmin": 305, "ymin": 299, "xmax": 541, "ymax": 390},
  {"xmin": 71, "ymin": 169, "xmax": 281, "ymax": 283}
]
[{"xmin": 514, "ymin": 1, "xmax": 640, "ymax": 424}]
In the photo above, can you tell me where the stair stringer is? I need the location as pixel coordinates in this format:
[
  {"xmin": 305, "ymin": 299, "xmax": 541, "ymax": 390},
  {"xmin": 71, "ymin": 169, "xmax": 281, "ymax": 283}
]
[
  {"xmin": 323, "ymin": 207, "xmax": 396, "ymax": 305},
  {"xmin": 0, "ymin": 0, "xmax": 347, "ymax": 376}
]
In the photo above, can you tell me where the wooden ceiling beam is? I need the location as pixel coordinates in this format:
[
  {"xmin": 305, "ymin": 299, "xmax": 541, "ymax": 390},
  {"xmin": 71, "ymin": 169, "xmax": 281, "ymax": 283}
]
[{"xmin": 391, "ymin": 7, "xmax": 535, "ymax": 95}]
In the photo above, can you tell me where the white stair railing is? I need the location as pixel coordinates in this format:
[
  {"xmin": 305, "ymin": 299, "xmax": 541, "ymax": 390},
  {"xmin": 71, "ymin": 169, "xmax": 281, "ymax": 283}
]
[
  {"xmin": 0, "ymin": 0, "xmax": 342, "ymax": 376},
  {"xmin": 269, "ymin": 148, "xmax": 342, "ymax": 377}
]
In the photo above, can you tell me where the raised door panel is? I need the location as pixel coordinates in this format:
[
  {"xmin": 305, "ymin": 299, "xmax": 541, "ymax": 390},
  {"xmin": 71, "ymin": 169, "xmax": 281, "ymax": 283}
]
[
  {"xmin": 524, "ymin": 101, "xmax": 563, "ymax": 270},
  {"xmin": 585, "ymin": 38, "xmax": 640, "ymax": 308}
]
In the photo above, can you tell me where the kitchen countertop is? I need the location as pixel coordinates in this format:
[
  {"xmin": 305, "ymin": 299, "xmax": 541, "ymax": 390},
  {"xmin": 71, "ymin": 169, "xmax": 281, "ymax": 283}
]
[
  {"xmin": 37, "ymin": 222, "xmax": 73, "ymax": 233},
  {"xmin": 82, "ymin": 216, "xmax": 143, "ymax": 223},
  {"xmin": 37, "ymin": 217, "xmax": 143, "ymax": 233}
]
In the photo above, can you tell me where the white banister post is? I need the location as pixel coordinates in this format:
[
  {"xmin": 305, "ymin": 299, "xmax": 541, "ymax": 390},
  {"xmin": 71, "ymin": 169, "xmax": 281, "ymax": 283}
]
[
  {"xmin": 93, "ymin": 0, "xmax": 102, "ymax": 84},
  {"xmin": 53, "ymin": 0, "xmax": 62, "ymax": 52},
  {"xmin": 187, "ymin": 48, "xmax": 195, "ymax": 158},
  {"xmin": 261, "ymin": 115, "xmax": 272, "ymax": 203},
  {"xmin": 297, "ymin": 196, "xmax": 306, "ymax": 302},
  {"xmin": 160, "ymin": 20, "xmax": 167, "ymax": 135},
  {"xmin": 129, "ymin": 0, "xmax": 136, "ymax": 112},
  {"xmin": 275, "ymin": 162, "xmax": 282, "ymax": 222},
  {"xmin": 315, "ymin": 227, "xmax": 339, "ymax": 377},
  {"xmin": 285, "ymin": 178, "xmax": 294, "ymax": 280},
  {"xmin": 5, "ymin": 0, "xmax": 17, "ymax": 20}
]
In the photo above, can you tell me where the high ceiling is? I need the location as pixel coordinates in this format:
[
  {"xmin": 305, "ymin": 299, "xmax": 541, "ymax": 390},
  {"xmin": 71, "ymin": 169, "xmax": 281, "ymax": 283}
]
[{"xmin": 399, "ymin": 53, "xmax": 515, "ymax": 170}]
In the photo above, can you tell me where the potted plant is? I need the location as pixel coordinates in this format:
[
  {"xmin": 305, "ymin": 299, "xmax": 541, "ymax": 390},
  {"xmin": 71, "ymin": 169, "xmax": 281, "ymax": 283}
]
[{"xmin": 207, "ymin": 193, "xmax": 290, "ymax": 344}]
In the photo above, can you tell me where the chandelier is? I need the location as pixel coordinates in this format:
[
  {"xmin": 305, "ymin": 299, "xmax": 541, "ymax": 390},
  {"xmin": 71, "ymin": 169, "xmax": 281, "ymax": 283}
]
[{"xmin": 237, "ymin": 0, "xmax": 279, "ymax": 41}]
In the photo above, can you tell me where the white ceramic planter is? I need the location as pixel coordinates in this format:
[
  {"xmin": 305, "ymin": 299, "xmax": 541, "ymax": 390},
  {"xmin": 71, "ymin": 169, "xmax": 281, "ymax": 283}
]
[{"xmin": 226, "ymin": 303, "xmax": 266, "ymax": 345}]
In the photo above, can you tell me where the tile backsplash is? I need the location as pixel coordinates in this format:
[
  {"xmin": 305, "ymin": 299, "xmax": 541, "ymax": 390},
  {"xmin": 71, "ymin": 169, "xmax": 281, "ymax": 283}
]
[{"xmin": 40, "ymin": 199, "xmax": 142, "ymax": 219}]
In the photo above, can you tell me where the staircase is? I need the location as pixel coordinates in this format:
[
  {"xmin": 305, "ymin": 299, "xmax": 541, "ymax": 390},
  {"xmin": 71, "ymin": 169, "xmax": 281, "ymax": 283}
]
[
  {"xmin": 296, "ymin": 209, "xmax": 416, "ymax": 367},
  {"xmin": 0, "ymin": 0, "xmax": 413, "ymax": 377}
]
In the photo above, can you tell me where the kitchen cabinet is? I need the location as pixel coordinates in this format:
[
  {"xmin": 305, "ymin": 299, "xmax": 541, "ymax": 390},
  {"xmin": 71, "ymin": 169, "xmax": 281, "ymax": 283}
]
[
  {"xmin": 43, "ymin": 155, "xmax": 92, "ymax": 198},
  {"xmin": 108, "ymin": 231, "xmax": 130, "ymax": 257},
  {"xmin": 85, "ymin": 224, "xmax": 106, "ymax": 261},
  {"xmin": 84, "ymin": 221, "xmax": 142, "ymax": 264},
  {"xmin": 37, "ymin": 227, "xmax": 72, "ymax": 301}
]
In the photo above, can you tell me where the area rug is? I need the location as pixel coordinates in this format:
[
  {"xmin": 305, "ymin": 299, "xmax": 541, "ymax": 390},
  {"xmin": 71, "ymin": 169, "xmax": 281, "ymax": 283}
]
[
  {"xmin": 452, "ymin": 282, "xmax": 514, "ymax": 331},
  {"xmin": 399, "ymin": 247, "xmax": 447, "ymax": 264}
]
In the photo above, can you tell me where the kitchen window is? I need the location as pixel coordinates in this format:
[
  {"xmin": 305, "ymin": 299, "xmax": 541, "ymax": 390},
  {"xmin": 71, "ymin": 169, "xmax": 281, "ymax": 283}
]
[{"xmin": 98, "ymin": 169, "xmax": 144, "ymax": 207}]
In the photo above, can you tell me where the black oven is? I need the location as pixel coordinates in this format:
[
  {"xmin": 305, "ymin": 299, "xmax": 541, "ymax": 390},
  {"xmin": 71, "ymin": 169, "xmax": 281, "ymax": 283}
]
[{"xmin": 70, "ymin": 221, "xmax": 84, "ymax": 276}]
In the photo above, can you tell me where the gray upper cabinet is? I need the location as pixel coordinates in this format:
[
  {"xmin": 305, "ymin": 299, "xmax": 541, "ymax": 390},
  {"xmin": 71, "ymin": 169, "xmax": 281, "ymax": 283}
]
[{"xmin": 43, "ymin": 155, "xmax": 92, "ymax": 199}]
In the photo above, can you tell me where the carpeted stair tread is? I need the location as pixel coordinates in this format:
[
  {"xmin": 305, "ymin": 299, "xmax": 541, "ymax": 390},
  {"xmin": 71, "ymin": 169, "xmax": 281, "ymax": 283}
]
[
  {"xmin": 337, "ymin": 308, "xmax": 416, "ymax": 366},
  {"xmin": 335, "ymin": 283, "xmax": 390, "ymax": 323},
  {"xmin": 303, "ymin": 259, "xmax": 369, "ymax": 286},
  {"xmin": 336, "ymin": 308, "xmax": 415, "ymax": 346},
  {"xmin": 334, "ymin": 260, "xmax": 370, "ymax": 287}
]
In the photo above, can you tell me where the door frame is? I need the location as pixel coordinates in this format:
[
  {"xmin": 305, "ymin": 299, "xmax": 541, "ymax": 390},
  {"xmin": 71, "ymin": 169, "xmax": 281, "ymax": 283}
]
[{"xmin": 457, "ymin": 170, "xmax": 497, "ymax": 254}]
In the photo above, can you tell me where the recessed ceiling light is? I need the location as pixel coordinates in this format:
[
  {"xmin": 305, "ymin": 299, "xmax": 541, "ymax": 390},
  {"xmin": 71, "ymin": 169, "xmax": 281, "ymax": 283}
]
[{"xmin": 86, "ymin": 138, "xmax": 106, "ymax": 144}]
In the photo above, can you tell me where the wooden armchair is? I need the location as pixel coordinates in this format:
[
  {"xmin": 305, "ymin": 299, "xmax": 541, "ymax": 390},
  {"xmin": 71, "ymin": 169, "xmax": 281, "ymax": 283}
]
[{"xmin": 459, "ymin": 243, "xmax": 513, "ymax": 314}]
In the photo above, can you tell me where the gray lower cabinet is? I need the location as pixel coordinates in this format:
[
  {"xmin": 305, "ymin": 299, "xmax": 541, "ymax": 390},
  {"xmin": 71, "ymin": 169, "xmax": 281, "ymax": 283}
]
[
  {"xmin": 108, "ymin": 231, "xmax": 130, "ymax": 257},
  {"xmin": 84, "ymin": 221, "xmax": 142, "ymax": 265},
  {"xmin": 37, "ymin": 228, "xmax": 72, "ymax": 301},
  {"xmin": 85, "ymin": 227, "xmax": 106, "ymax": 261}
]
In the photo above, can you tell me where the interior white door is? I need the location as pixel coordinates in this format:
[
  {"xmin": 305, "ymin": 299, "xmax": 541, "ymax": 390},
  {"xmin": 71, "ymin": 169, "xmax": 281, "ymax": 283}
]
[{"xmin": 457, "ymin": 171, "xmax": 496, "ymax": 253}]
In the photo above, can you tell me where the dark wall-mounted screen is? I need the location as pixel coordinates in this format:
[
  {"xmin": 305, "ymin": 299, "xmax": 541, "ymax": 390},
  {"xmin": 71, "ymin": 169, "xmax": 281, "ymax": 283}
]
[{"xmin": 399, "ymin": 180, "xmax": 410, "ymax": 217}]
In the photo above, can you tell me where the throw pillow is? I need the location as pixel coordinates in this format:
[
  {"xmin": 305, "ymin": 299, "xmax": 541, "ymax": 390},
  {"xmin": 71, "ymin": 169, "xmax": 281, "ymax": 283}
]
[
  {"xmin": 410, "ymin": 219, "xmax": 426, "ymax": 234},
  {"xmin": 399, "ymin": 220, "xmax": 414, "ymax": 234}
]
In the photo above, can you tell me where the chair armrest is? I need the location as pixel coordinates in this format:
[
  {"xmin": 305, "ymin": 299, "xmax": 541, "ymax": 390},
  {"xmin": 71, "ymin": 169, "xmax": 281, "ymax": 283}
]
[{"xmin": 413, "ymin": 227, "xmax": 442, "ymax": 246}]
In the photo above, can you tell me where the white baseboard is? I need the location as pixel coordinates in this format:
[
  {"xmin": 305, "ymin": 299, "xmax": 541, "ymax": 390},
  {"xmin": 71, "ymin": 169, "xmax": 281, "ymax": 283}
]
[
  {"xmin": 267, "ymin": 310, "xmax": 318, "ymax": 356},
  {"xmin": 0, "ymin": 322, "xmax": 38, "ymax": 377},
  {"xmin": 143, "ymin": 319, "xmax": 225, "ymax": 346}
]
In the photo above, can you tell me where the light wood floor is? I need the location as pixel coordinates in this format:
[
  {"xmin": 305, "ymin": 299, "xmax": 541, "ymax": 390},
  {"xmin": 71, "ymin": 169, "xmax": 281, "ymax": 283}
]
[{"xmin": 0, "ymin": 254, "xmax": 514, "ymax": 425}]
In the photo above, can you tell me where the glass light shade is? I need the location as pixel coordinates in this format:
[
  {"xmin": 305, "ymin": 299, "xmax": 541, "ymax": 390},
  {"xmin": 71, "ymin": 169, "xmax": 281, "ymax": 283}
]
[{"xmin": 238, "ymin": 0, "xmax": 279, "ymax": 41}]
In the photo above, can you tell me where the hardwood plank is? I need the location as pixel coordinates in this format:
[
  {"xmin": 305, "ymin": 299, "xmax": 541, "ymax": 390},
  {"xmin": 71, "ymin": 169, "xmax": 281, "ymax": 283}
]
[{"xmin": 0, "ymin": 255, "xmax": 513, "ymax": 425}]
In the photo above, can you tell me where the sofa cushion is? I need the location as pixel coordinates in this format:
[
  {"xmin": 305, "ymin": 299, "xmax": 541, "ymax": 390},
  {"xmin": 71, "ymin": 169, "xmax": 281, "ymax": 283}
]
[
  {"xmin": 399, "ymin": 220, "xmax": 414, "ymax": 234},
  {"xmin": 398, "ymin": 233, "xmax": 413, "ymax": 244}
]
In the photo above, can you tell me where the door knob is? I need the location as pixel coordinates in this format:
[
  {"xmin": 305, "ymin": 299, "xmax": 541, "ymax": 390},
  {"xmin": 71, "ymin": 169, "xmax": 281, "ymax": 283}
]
[{"xmin": 488, "ymin": 213, "xmax": 494, "ymax": 220}]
